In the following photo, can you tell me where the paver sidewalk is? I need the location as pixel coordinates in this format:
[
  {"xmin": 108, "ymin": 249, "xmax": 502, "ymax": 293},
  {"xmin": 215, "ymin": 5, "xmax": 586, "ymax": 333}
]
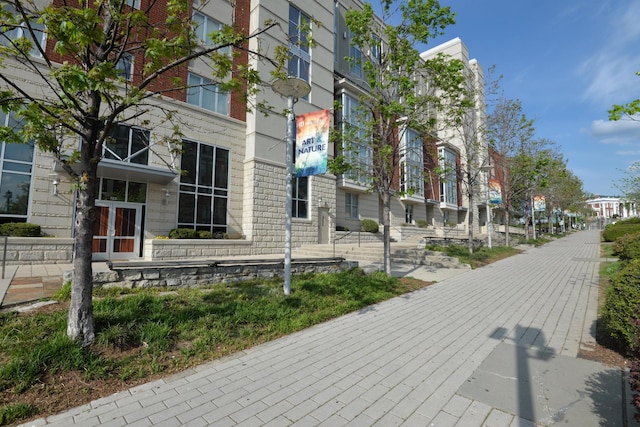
[{"xmin": 20, "ymin": 230, "xmax": 629, "ymax": 426}]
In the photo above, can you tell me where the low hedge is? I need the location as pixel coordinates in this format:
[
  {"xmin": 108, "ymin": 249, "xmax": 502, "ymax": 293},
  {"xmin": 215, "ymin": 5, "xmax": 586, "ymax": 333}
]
[
  {"xmin": 603, "ymin": 219, "xmax": 640, "ymax": 242},
  {"xmin": 0, "ymin": 222, "xmax": 41, "ymax": 237},
  {"xmin": 602, "ymin": 258, "xmax": 640, "ymax": 349},
  {"xmin": 168, "ymin": 228, "xmax": 227, "ymax": 239}
]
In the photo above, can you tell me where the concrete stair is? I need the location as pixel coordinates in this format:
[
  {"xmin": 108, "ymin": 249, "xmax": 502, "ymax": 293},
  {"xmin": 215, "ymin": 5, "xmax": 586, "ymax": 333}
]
[{"xmin": 294, "ymin": 242, "xmax": 470, "ymax": 270}]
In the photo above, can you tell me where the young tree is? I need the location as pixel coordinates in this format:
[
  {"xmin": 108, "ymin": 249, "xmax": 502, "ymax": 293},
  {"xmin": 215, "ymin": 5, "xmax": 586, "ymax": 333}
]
[
  {"xmin": 331, "ymin": 0, "xmax": 459, "ymax": 273},
  {"xmin": 609, "ymin": 71, "xmax": 640, "ymax": 121},
  {"xmin": 0, "ymin": 0, "xmax": 286, "ymax": 346},
  {"xmin": 486, "ymin": 96, "xmax": 535, "ymax": 246},
  {"xmin": 615, "ymin": 162, "xmax": 640, "ymax": 203}
]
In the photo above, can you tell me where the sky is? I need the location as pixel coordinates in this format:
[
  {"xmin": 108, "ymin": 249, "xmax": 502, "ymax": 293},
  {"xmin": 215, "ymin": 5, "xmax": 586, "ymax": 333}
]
[{"xmin": 390, "ymin": 0, "xmax": 640, "ymax": 197}]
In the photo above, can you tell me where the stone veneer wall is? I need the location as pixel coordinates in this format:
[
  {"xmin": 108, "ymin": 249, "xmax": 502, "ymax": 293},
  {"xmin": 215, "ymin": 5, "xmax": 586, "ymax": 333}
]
[
  {"xmin": 83, "ymin": 259, "xmax": 355, "ymax": 289},
  {"xmin": 0, "ymin": 237, "xmax": 74, "ymax": 265}
]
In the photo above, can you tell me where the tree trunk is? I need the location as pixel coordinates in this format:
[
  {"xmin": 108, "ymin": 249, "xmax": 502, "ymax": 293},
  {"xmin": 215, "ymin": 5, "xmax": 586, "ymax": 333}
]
[
  {"xmin": 381, "ymin": 190, "xmax": 391, "ymax": 275},
  {"xmin": 467, "ymin": 191, "xmax": 474, "ymax": 253},
  {"xmin": 504, "ymin": 209, "xmax": 511, "ymax": 246},
  {"xmin": 67, "ymin": 167, "xmax": 97, "ymax": 347}
]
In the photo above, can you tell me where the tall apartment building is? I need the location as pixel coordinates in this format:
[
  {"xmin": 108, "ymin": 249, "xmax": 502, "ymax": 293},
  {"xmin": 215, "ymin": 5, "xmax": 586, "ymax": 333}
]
[{"xmin": 0, "ymin": 0, "xmax": 487, "ymax": 263}]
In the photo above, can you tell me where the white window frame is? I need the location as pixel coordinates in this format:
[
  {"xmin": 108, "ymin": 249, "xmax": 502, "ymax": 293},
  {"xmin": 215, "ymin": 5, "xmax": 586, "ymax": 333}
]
[
  {"xmin": 187, "ymin": 72, "xmax": 229, "ymax": 115},
  {"xmin": 193, "ymin": 11, "xmax": 230, "ymax": 55},
  {"xmin": 438, "ymin": 146, "xmax": 458, "ymax": 206},
  {"xmin": 400, "ymin": 128, "xmax": 424, "ymax": 196},
  {"xmin": 288, "ymin": 5, "xmax": 311, "ymax": 86},
  {"xmin": 0, "ymin": 5, "xmax": 46, "ymax": 57},
  {"xmin": 345, "ymin": 193, "xmax": 359, "ymax": 219},
  {"xmin": 341, "ymin": 92, "xmax": 372, "ymax": 185}
]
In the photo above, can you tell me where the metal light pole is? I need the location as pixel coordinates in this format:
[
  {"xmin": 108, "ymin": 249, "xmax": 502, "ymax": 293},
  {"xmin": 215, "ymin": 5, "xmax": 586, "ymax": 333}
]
[{"xmin": 271, "ymin": 77, "xmax": 311, "ymax": 295}]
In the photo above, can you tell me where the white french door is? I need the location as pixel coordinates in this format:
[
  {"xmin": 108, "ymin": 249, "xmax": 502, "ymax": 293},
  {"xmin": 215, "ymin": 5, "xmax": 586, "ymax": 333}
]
[{"xmin": 92, "ymin": 202, "xmax": 142, "ymax": 260}]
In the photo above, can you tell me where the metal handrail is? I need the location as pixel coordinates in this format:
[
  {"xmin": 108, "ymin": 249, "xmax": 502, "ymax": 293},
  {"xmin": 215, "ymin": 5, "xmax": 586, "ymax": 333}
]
[{"xmin": 333, "ymin": 230, "xmax": 361, "ymax": 257}]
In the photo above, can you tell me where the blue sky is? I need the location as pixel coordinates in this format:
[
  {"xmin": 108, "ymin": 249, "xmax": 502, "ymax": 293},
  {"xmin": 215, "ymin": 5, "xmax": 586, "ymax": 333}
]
[{"xmin": 401, "ymin": 1, "xmax": 640, "ymax": 197}]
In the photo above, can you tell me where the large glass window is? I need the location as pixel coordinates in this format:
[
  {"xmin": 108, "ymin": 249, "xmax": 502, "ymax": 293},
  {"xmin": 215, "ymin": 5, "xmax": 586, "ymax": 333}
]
[
  {"xmin": 0, "ymin": 5, "xmax": 46, "ymax": 57},
  {"xmin": 400, "ymin": 128, "xmax": 424, "ymax": 196},
  {"xmin": 0, "ymin": 111, "xmax": 34, "ymax": 221},
  {"xmin": 187, "ymin": 73, "xmax": 229, "ymax": 115},
  {"xmin": 340, "ymin": 92, "xmax": 372, "ymax": 185},
  {"xmin": 193, "ymin": 12, "xmax": 231, "ymax": 55},
  {"xmin": 115, "ymin": 53, "xmax": 134, "ymax": 81},
  {"xmin": 288, "ymin": 5, "xmax": 310, "ymax": 86},
  {"xmin": 438, "ymin": 146, "xmax": 458, "ymax": 206},
  {"xmin": 292, "ymin": 177, "xmax": 308, "ymax": 219},
  {"xmin": 349, "ymin": 34, "xmax": 362, "ymax": 79},
  {"xmin": 104, "ymin": 124, "xmax": 149, "ymax": 165},
  {"xmin": 178, "ymin": 140, "xmax": 229, "ymax": 234}
]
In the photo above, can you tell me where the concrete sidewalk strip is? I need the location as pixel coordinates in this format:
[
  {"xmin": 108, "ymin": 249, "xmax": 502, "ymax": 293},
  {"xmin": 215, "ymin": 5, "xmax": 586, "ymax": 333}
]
[{"xmin": 18, "ymin": 230, "xmax": 631, "ymax": 427}]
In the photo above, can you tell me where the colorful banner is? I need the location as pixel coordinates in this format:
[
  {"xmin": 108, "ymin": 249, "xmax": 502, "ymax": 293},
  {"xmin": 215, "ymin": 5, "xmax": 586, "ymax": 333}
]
[
  {"xmin": 295, "ymin": 109, "xmax": 330, "ymax": 177},
  {"xmin": 533, "ymin": 195, "xmax": 546, "ymax": 212},
  {"xmin": 488, "ymin": 179, "xmax": 502, "ymax": 205}
]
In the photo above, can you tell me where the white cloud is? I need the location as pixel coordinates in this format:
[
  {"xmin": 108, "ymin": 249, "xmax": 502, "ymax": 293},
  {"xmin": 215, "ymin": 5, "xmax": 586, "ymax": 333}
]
[
  {"xmin": 580, "ymin": 2, "xmax": 640, "ymax": 105},
  {"xmin": 590, "ymin": 118, "xmax": 640, "ymax": 145}
]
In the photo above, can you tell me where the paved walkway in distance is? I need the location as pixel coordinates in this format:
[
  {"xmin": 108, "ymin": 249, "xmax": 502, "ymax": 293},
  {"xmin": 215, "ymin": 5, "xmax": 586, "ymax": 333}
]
[{"xmin": 19, "ymin": 230, "xmax": 637, "ymax": 426}]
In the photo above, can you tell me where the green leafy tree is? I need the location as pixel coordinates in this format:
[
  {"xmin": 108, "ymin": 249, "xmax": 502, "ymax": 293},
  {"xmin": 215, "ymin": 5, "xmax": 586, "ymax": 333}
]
[
  {"xmin": 615, "ymin": 162, "xmax": 640, "ymax": 204},
  {"xmin": 486, "ymin": 96, "xmax": 535, "ymax": 246},
  {"xmin": 0, "ymin": 0, "xmax": 287, "ymax": 346},
  {"xmin": 330, "ymin": 0, "xmax": 459, "ymax": 273}
]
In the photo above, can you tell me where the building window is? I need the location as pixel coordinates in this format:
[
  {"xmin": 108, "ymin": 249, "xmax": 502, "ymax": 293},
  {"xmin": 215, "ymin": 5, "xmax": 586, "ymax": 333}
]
[
  {"xmin": 400, "ymin": 128, "xmax": 424, "ymax": 196},
  {"xmin": 187, "ymin": 73, "xmax": 229, "ymax": 115},
  {"xmin": 104, "ymin": 124, "xmax": 149, "ymax": 165},
  {"xmin": 193, "ymin": 11, "xmax": 230, "ymax": 55},
  {"xmin": 438, "ymin": 146, "xmax": 457, "ymax": 205},
  {"xmin": 0, "ymin": 111, "xmax": 34, "ymax": 222},
  {"xmin": 345, "ymin": 193, "xmax": 359, "ymax": 219},
  {"xmin": 116, "ymin": 53, "xmax": 134, "ymax": 81},
  {"xmin": 178, "ymin": 140, "xmax": 229, "ymax": 234},
  {"xmin": 288, "ymin": 5, "xmax": 310, "ymax": 86},
  {"xmin": 99, "ymin": 178, "xmax": 147, "ymax": 203},
  {"xmin": 0, "ymin": 5, "xmax": 46, "ymax": 57},
  {"xmin": 340, "ymin": 92, "xmax": 372, "ymax": 185},
  {"xmin": 371, "ymin": 35, "xmax": 382, "ymax": 65},
  {"xmin": 349, "ymin": 33, "xmax": 362, "ymax": 79},
  {"xmin": 126, "ymin": 0, "xmax": 140, "ymax": 9},
  {"xmin": 292, "ymin": 177, "xmax": 308, "ymax": 219}
]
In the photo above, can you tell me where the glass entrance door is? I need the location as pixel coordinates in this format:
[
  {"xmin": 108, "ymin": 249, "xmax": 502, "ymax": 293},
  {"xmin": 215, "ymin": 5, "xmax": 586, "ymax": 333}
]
[{"xmin": 93, "ymin": 202, "xmax": 141, "ymax": 260}]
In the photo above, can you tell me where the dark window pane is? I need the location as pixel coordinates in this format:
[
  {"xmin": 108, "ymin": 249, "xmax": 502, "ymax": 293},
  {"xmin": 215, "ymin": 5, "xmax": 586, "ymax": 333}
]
[
  {"xmin": 181, "ymin": 141, "xmax": 197, "ymax": 184},
  {"xmin": 101, "ymin": 179, "xmax": 126, "ymax": 201},
  {"xmin": 178, "ymin": 193, "xmax": 195, "ymax": 223},
  {"xmin": 127, "ymin": 182, "xmax": 147, "ymax": 203},
  {"xmin": 214, "ymin": 148, "xmax": 229, "ymax": 189},
  {"xmin": 130, "ymin": 128, "xmax": 149, "ymax": 164},
  {"xmin": 4, "ymin": 141, "xmax": 34, "ymax": 163},
  {"xmin": 213, "ymin": 196, "xmax": 226, "ymax": 225},
  {"xmin": 196, "ymin": 194, "xmax": 211, "ymax": 223},
  {"xmin": 198, "ymin": 144, "xmax": 213, "ymax": 187},
  {"xmin": 0, "ymin": 172, "xmax": 30, "ymax": 215}
]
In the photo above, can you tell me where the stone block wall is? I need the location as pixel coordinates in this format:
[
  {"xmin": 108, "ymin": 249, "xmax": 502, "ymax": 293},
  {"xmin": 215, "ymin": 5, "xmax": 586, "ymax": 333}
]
[
  {"xmin": 87, "ymin": 259, "xmax": 355, "ymax": 289},
  {"xmin": 0, "ymin": 237, "xmax": 74, "ymax": 265}
]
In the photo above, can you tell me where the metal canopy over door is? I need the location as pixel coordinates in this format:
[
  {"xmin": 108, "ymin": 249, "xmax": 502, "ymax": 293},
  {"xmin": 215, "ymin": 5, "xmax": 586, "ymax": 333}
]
[{"xmin": 93, "ymin": 202, "xmax": 142, "ymax": 260}]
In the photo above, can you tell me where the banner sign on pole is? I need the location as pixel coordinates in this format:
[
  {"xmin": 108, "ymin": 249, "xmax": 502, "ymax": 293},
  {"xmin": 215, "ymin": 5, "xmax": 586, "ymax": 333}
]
[
  {"xmin": 488, "ymin": 179, "xmax": 502, "ymax": 205},
  {"xmin": 533, "ymin": 195, "xmax": 546, "ymax": 212},
  {"xmin": 295, "ymin": 109, "xmax": 330, "ymax": 177}
]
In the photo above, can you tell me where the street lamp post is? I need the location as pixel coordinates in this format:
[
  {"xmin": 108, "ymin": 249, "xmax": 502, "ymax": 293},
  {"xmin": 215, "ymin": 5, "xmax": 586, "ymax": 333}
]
[{"xmin": 271, "ymin": 77, "xmax": 311, "ymax": 295}]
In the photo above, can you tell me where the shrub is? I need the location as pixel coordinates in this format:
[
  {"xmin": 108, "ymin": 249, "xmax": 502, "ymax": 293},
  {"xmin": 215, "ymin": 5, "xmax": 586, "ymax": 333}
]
[
  {"xmin": 197, "ymin": 230, "xmax": 213, "ymax": 239},
  {"xmin": 0, "ymin": 222, "xmax": 41, "ymax": 237},
  {"xmin": 416, "ymin": 219, "xmax": 429, "ymax": 228},
  {"xmin": 336, "ymin": 225, "xmax": 349, "ymax": 232},
  {"xmin": 603, "ymin": 221, "xmax": 640, "ymax": 242},
  {"xmin": 602, "ymin": 258, "xmax": 640, "ymax": 350},
  {"xmin": 613, "ymin": 232, "xmax": 640, "ymax": 261},
  {"xmin": 168, "ymin": 228, "xmax": 198, "ymax": 239},
  {"xmin": 360, "ymin": 219, "xmax": 379, "ymax": 233}
]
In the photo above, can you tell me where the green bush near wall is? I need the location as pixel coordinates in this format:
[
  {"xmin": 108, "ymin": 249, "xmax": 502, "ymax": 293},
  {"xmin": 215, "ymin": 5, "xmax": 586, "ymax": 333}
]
[
  {"xmin": 360, "ymin": 219, "xmax": 379, "ymax": 233},
  {"xmin": 168, "ymin": 228, "xmax": 227, "ymax": 239},
  {"xmin": 0, "ymin": 222, "xmax": 41, "ymax": 237}
]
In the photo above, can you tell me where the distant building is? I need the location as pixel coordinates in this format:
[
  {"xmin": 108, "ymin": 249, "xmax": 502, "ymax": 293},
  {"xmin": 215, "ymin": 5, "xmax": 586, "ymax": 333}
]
[{"xmin": 585, "ymin": 196, "xmax": 637, "ymax": 219}]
